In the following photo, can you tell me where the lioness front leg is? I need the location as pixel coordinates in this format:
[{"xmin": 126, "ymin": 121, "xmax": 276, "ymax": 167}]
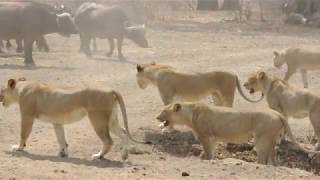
[
  {"xmin": 53, "ymin": 124, "xmax": 68, "ymax": 157},
  {"xmin": 300, "ymin": 69, "xmax": 309, "ymax": 88},
  {"xmin": 159, "ymin": 91, "xmax": 175, "ymax": 133},
  {"xmin": 283, "ymin": 68, "xmax": 295, "ymax": 82},
  {"xmin": 199, "ymin": 137, "xmax": 213, "ymax": 160},
  {"xmin": 12, "ymin": 116, "xmax": 34, "ymax": 151}
]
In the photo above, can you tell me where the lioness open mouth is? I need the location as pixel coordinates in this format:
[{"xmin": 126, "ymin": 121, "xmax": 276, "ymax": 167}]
[
  {"xmin": 249, "ymin": 88, "xmax": 255, "ymax": 94},
  {"xmin": 163, "ymin": 120, "xmax": 169, "ymax": 127}
]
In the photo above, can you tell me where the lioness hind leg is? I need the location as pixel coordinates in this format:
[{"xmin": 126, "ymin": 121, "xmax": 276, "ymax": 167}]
[
  {"xmin": 53, "ymin": 124, "xmax": 68, "ymax": 157},
  {"xmin": 254, "ymin": 136, "xmax": 270, "ymax": 165},
  {"xmin": 109, "ymin": 113, "xmax": 129, "ymax": 161},
  {"xmin": 199, "ymin": 137, "xmax": 213, "ymax": 160},
  {"xmin": 88, "ymin": 111, "xmax": 113, "ymax": 160},
  {"xmin": 266, "ymin": 139, "xmax": 278, "ymax": 165}
]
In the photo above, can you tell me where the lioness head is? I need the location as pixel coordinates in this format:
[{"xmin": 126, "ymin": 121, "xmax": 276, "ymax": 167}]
[
  {"xmin": 157, "ymin": 103, "xmax": 192, "ymax": 127},
  {"xmin": 244, "ymin": 71, "xmax": 268, "ymax": 94},
  {"xmin": 135, "ymin": 63, "xmax": 155, "ymax": 89},
  {"xmin": 273, "ymin": 51, "xmax": 286, "ymax": 68},
  {"xmin": 0, "ymin": 78, "xmax": 25, "ymax": 107}
]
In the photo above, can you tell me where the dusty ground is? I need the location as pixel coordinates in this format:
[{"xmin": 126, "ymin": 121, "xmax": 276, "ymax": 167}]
[{"xmin": 1, "ymin": 9, "xmax": 320, "ymax": 179}]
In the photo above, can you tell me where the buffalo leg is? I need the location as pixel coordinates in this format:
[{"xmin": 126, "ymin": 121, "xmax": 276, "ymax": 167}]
[
  {"xmin": 92, "ymin": 38, "xmax": 97, "ymax": 51},
  {"xmin": 83, "ymin": 35, "xmax": 92, "ymax": 57},
  {"xmin": 79, "ymin": 34, "xmax": 84, "ymax": 52},
  {"xmin": 106, "ymin": 38, "xmax": 114, "ymax": 57},
  {"xmin": 6, "ymin": 40, "xmax": 12, "ymax": 49},
  {"xmin": 117, "ymin": 37, "xmax": 125, "ymax": 60},
  {"xmin": 16, "ymin": 38, "xmax": 23, "ymax": 53},
  {"xmin": 24, "ymin": 37, "xmax": 35, "ymax": 65},
  {"xmin": 36, "ymin": 36, "xmax": 49, "ymax": 52}
]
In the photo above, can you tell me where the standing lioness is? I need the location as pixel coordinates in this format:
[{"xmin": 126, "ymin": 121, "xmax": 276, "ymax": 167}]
[
  {"xmin": 244, "ymin": 71, "xmax": 320, "ymax": 150},
  {"xmin": 136, "ymin": 63, "xmax": 262, "ymax": 131},
  {"xmin": 0, "ymin": 78, "xmax": 148, "ymax": 160},
  {"xmin": 273, "ymin": 47, "xmax": 320, "ymax": 88},
  {"xmin": 136, "ymin": 63, "xmax": 261, "ymax": 107},
  {"xmin": 157, "ymin": 102, "xmax": 311, "ymax": 165}
]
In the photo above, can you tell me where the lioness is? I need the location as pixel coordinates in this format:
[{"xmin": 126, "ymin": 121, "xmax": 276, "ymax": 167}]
[
  {"xmin": 157, "ymin": 102, "xmax": 312, "ymax": 165},
  {"xmin": 136, "ymin": 63, "xmax": 262, "ymax": 131},
  {"xmin": 244, "ymin": 71, "xmax": 320, "ymax": 150},
  {"xmin": 0, "ymin": 78, "xmax": 148, "ymax": 160},
  {"xmin": 273, "ymin": 47, "xmax": 320, "ymax": 88}
]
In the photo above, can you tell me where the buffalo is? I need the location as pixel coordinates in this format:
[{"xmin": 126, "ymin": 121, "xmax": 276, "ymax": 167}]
[
  {"xmin": 74, "ymin": 3, "xmax": 149, "ymax": 60},
  {"xmin": 0, "ymin": 1, "xmax": 77, "ymax": 65}
]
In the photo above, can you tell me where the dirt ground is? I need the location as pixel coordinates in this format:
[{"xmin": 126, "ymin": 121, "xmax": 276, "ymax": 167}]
[{"xmin": 2, "ymin": 8, "xmax": 320, "ymax": 179}]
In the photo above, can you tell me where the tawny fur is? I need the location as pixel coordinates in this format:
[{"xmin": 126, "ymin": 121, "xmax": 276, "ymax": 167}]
[
  {"xmin": 244, "ymin": 71, "xmax": 320, "ymax": 151},
  {"xmin": 0, "ymin": 78, "xmax": 146, "ymax": 160},
  {"xmin": 273, "ymin": 47, "xmax": 320, "ymax": 88},
  {"xmin": 157, "ymin": 102, "xmax": 313, "ymax": 165}
]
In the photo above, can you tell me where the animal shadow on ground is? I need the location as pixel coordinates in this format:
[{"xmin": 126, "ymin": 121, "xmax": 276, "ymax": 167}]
[
  {"xmin": 5, "ymin": 151, "xmax": 124, "ymax": 168},
  {"xmin": 144, "ymin": 128, "xmax": 320, "ymax": 175},
  {"xmin": 0, "ymin": 64, "xmax": 74, "ymax": 71}
]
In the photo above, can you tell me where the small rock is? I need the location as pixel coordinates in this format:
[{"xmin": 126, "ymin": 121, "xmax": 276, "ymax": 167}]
[
  {"xmin": 256, "ymin": 166, "xmax": 259, "ymax": 169},
  {"xmin": 159, "ymin": 156, "xmax": 166, "ymax": 160},
  {"xmin": 235, "ymin": 162, "xmax": 242, "ymax": 166},
  {"xmin": 133, "ymin": 167, "xmax": 139, "ymax": 171},
  {"xmin": 182, "ymin": 172, "xmax": 190, "ymax": 177},
  {"xmin": 230, "ymin": 172, "xmax": 236, "ymax": 175},
  {"xmin": 60, "ymin": 170, "xmax": 67, "ymax": 173},
  {"xmin": 142, "ymin": 173, "xmax": 146, "ymax": 176}
]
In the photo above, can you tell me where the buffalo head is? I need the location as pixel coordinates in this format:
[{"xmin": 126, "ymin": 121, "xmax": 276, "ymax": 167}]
[
  {"xmin": 125, "ymin": 24, "xmax": 149, "ymax": 48},
  {"xmin": 56, "ymin": 13, "xmax": 78, "ymax": 37}
]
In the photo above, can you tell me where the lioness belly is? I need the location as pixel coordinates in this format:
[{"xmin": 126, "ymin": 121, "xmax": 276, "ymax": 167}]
[{"xmin": 38, "ymin": 108, "xmax": 87, "ymax": 124}]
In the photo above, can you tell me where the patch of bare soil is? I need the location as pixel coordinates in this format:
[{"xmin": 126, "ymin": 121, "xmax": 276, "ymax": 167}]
[{"xmin": 144, "ymin": 128, "xmax": 320, "ymax": 175}]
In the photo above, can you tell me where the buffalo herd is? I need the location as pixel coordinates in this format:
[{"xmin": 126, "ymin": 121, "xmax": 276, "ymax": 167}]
[{"xmin": 0, "ymin": 1, "xmax": 149, "ymax": 65}]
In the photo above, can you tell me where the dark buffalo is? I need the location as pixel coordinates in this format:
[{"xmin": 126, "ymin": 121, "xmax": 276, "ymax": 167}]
[
  {"xmin": 74, "ymin": 3, "xmax": 149, "ymax": 60},
  {"xmin": 0, "ymin": 2, "xmax": 77, "ymax": 65}
]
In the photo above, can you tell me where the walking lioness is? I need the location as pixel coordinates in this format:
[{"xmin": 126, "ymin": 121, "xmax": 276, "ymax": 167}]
[
  {"xmin": 244, "ymin": 71, "xmax": 320, "ymax": 150},
  {"xmin": 273, "ymin": 47, "xmax": 320, "ymax": 88},
  {"xmin": 136, "ymin": 63, "xmax": 262, "ymax": 107},
  {"xmin": 136, "ymin": 63, "xmax": 262, "ymax": 130},
  {"xmin": 0, "ymin": 78, "xmax": 148, "ymax": 160},
  {"xmin": 157, "ymin": 102, "xmax": 312, "ymax": 165}
]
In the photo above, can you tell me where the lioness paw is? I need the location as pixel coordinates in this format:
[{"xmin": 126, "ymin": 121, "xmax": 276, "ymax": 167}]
[
  {"xmin": 200, "ymin": 152, "xmax": 212, "ymax": 160},
  {"xmin": 91, "ymin": 153, "xmax": 103, "ymax": 160},
  {"xmin": 11, "ymin": 145, "xmax": 24, "ymax": 151},
  {"xmin": 58, "ymin": 150, "xmax": 68, "ymax": 158},
  {"xmin": 121, "ymin": 149, "xmax": 129, "ymax": 161}
]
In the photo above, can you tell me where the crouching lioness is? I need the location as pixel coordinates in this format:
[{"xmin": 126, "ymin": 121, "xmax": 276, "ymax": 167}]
[
  {"xmin": 273, "ymin": 47, "xmax": 320, "ymax": 88},
  {"xmin": 0, "ymin": 78, "xmax": 149, "ymax": 160},
  {"xmin": 157, "ymin": 102, "xmax": 312, "ymax": 165},
  {"xmin": 244, "ymin": 71, "xmax": 320, "ymax": 151}
]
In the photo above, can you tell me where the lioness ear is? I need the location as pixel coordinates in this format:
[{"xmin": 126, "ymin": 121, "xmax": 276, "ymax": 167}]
[
  {"xmin": 173, "ymin": 103, "xmax": 181, "ymax": 112},
  {"xmin": 258, "ymin": 71, "xmax": 266, "ymax": 80},
  {"xmin": 18, "ymin": 77, "xmax": 26, "ymax": 81},
  {"xmin": 136, "ymin": 64, "xmax": 144, "ymax": 72},
  {"xmin": 8, "ymin": 79, "xmax": 16, "ymax": 89},
  {"xmin": 273, "ymin": 51, "xmax": 279, "ymax": 57}
]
